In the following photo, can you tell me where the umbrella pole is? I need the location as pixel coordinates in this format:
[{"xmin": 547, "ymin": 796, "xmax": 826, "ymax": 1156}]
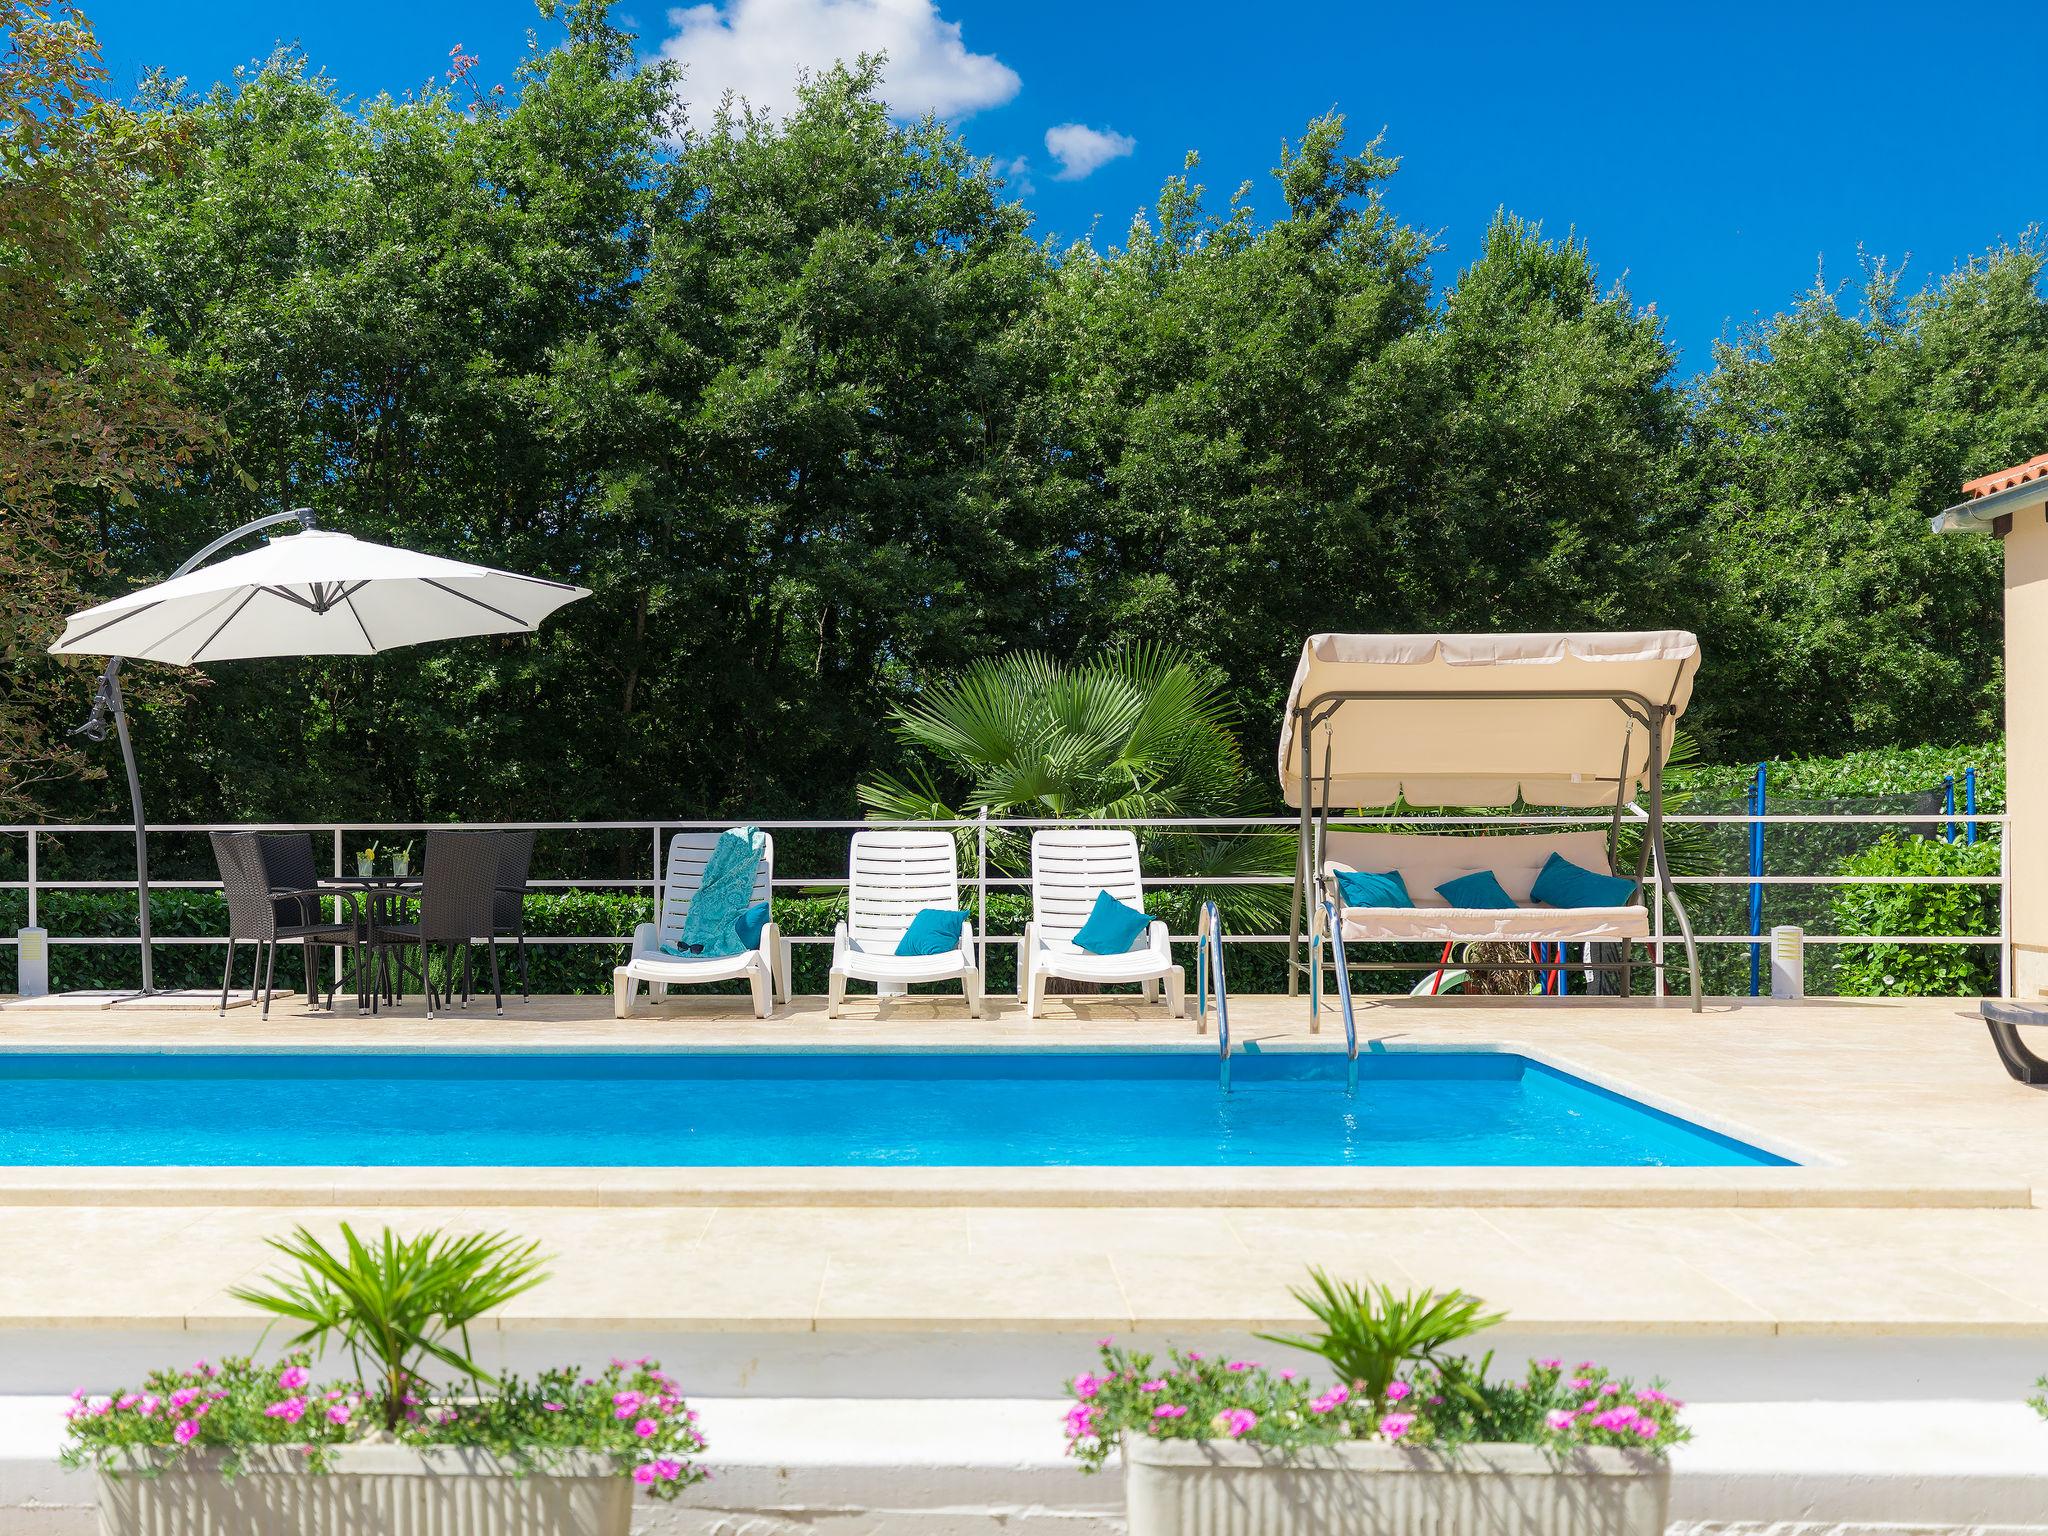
[
  {"xmin": 69, "ymin": 508, "xmax": 315, "ymax": 1001},
  {"xmin": 102, "ymin": 663, "xmax": 154, "ymax": 995}
]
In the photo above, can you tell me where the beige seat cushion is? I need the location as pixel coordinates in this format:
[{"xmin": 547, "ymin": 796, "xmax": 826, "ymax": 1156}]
[{"xmin": 1322, "ymin": 828, "xmax": 1647, "ymax": 944}]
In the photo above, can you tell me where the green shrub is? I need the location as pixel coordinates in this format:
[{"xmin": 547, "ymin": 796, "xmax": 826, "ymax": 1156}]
[{"xmin": 1828, "ymin": 834, "xmax": 2001, "ymax": 996}]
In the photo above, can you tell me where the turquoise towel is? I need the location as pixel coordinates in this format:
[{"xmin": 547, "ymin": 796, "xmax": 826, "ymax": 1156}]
[{"xmin": 665, "ymin": 826, "xmax": 766, "ymax": 961}]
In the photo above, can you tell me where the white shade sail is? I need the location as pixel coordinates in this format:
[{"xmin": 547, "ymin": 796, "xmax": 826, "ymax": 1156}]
[
  {"xmin": 48, "ymin": 529, "xmax": 589, "ymax": 665},
  {"xmin": 1277, "ymin": 631, "xmax": 1700, "ymax": 809}
]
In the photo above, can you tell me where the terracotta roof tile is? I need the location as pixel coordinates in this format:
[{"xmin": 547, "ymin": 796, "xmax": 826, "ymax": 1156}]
[{"xmin": 1963, "ymin": 452, "xmax": 2048, "ymax": 499}]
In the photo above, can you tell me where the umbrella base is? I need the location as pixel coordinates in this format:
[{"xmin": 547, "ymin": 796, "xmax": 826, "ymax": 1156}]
[{"xmin": 2, "ymin": 988, "xmax": 264, "ymax": 1011}]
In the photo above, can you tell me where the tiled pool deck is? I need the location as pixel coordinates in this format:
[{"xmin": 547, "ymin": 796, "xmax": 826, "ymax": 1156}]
[{"xmin": 0, "ymin": 991, "xmax": 2040, "ymax": 1340}]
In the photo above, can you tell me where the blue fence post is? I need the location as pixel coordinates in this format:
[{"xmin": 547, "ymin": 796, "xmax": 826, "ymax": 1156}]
[
  {"xmin": 1965, "ymin": 766, "xmax": 1978, "ymax": 845},
  {"xmin": 1748, "ymin": 763, "xmax": 1766, "ymax": 997},
  {"xmin": 1944, "ymin": 774, "xmax": 1957, "ymax": 844}
]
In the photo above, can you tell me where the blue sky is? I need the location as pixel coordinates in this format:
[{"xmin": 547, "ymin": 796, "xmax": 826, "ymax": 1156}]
[{"xmin": 85, "ymin": 0, "xmax": 2047, "ymax": 374}]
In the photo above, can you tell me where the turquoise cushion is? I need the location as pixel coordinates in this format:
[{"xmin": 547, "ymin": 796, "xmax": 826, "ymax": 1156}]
[
  {"xmin": 1334, "ymin": 869, "xmax": 1413, "ymax": 908},
  {"xmin": 1435, "ymin": 870, "xmax": 1519, "ymax": 909},
  {"xmin": 1072, "ymin": 890, "xmax": 1154, "ymax": 955},
  {"xmin": 734, "ymin": 900, "xmax": 771, "ymax": 949},
  {"xmin": 1531, "ymin": 852, "xmax": 1636, "ymax": 908},
  {"xmin": 896, "ymin": 907, "xmax": 970, "ymax": 957}
]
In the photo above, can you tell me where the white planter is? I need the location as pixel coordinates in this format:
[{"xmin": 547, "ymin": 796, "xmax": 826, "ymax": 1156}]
[
  {"xmin": 95, "ymin": 1443, "xmax": 632, "ymax": 1536},
  {"xmin": 1123, "ymin": 1436, "xmax": 1670, "ymax": 1536}
]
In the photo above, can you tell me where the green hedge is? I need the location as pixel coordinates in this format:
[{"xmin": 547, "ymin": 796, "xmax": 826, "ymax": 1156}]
[{"xmin": 1827, "ymin": 835, "xmax": 2002, "ymax": 996}]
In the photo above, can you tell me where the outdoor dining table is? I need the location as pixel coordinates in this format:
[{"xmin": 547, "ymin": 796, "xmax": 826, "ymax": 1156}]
[{"xmin": 318, "ymin": 875, "xmax": 421, "ymax": 1009}]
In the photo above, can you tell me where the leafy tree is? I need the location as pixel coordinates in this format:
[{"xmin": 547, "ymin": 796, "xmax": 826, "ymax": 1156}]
[
  {"xmin": 1683, "ymin": 249, "xmax": 2047, "ymax": 757},
  {"xmin": 33, "ymin": 0, "xmax": 2048, "ymax": 849},
  {"xmin": 0, "ymin": 0, "xmax": 216, "ymax": 818},
  {"xmin": 606, "ymin": 58, "xmax": 1054, "ymax": 817}
]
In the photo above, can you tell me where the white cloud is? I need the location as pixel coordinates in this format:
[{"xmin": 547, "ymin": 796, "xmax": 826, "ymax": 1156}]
[
  {"xmin": 657, "ymin": 0, "xmax": 1020, "ymax": 121},
  {"xmin": 1043, "ymin": 122, "xmax": 1135, "ymax": 181},
  {"xmin": 991, "ymin": 154, "xmax": 1034, "ymax": 196}
]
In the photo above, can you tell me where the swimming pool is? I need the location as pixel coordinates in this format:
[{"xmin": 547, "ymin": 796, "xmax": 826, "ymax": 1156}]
[{"xmin": 0, "ymin": 1049, "xmax": 1790, "ymax": 1167}]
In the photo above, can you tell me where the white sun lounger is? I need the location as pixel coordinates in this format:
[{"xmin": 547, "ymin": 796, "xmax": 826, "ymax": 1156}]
[
  {"xmin": 613, "ymin": 832, "xmax": 781, "ymax": 1019},
  {"xmin": 828, "ymin": 829, "xmax": 983, "ymax": 1017},
  {"xmin": 1021, "ymin": 828, "xmax": 1184, "ymax": 1019}
]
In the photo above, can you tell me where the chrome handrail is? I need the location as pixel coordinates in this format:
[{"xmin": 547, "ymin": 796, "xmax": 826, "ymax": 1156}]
[
  {"xmin": 1197, "ymin": 899, "xmax": 1230, "ymax": 1069},
  {"xmin": 1321, "ymin": 897, "xmax": 1358, "ymax": 1061}
]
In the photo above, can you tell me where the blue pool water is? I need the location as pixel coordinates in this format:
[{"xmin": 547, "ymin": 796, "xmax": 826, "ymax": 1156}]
[{"xmin": 0, "ymin": 1050, "xmax": 1789, "ymax": 1167}]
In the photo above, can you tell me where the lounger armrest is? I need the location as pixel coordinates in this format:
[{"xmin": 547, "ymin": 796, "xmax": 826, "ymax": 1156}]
[
  {"xmin": 831, "ymin": 919, "xmax": 851, "ymax": 964},
  {"xmin": 957, "ymin": 916, "xmax": 979, "ymax": 966},
  {"xmin": 1145, "ymin": 918, "xmax": 1172, "ymax": 963},
  {"xmin": 630, "ymin": 921, "xmax": 659, "ymax": 959},
  {"xmin": 757, "ymin": 919, "xmax": 782, "ymax": 990}
]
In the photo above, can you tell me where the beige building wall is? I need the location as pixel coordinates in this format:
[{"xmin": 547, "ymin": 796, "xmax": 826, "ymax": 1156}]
[{"xmin": 2006, "ymin": 504, "xmax": 2048, "ymax": 997}]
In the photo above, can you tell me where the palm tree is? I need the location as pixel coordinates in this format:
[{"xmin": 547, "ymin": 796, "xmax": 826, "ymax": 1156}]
[{"xmin": 857, "ymin": 645, "xmax": 1290, "ymax": 928}]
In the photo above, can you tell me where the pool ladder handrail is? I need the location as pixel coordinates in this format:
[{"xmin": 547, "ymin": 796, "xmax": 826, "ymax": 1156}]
[
  {"xmin": 1319, "ymin": 896, "xmax": 1359, "ymax": 1061},
  {"xmin": 1196, "ymin": 899, "xmax": 1230, "ymax": 1069}
]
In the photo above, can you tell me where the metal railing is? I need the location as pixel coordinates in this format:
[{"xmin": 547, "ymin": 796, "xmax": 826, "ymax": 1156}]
[{"xmin": 0, "ymin": 809, "xmax": 2012, "ymax": 997}]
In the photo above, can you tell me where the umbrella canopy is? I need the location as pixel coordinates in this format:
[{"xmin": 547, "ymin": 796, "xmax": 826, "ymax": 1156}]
[
  {"xmin": 1277, "ymin": 630, "xmax": 1700, "ymax": 808},
  {"xmin": 48, "ymin": 529, "xmax": 589, "ymax": 664}
]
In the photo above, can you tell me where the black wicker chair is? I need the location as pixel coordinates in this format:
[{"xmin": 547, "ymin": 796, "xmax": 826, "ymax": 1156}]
[
  {"xmin": 492, "ymin": 830, "xmax": 536, "ymax": 1002},
  {"xmin": 370, "ymin": 830, "xmax": 504, "ymax": 1017},
  {"xmin": 210, "ymin": 831, "xmax": 362, "ymax": 1017}
]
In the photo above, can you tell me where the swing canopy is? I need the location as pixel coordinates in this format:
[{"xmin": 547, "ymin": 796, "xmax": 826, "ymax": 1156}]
[{"xmin": 1276, "ymin": 631, "xmax": 1700, "ymax": 810}]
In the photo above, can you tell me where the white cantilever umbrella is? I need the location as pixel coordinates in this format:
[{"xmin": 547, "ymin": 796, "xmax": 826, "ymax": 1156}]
[
  {"xmin": 50, "ymin": 525, "xmax": 587, "ymax": 663},
  {"xmin": 46, "ymin": 508, "xmax": 590, "ymax": 998}
]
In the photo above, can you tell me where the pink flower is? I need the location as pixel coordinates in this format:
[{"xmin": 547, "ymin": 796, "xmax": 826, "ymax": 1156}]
[
  {"xmin": 1537, "ymin": 1358, "xmax": 1563, "ymax": 1370},
  {"xmin": 1072, "ymin": 1372, "xmax": 1103, "ymax": 1400},
  {"xmin": 1279, "ymin": 1369, "xmax": 1298, "ymax": 1381},
  {"xmin": 633, "ymin": 1418, "xmax": 658, "ymax": 1439},
  {"xmin": 173, "ymin": 1420, "xmax": 201, "ymax": 1445},
  {"xmin": 1601, "ymin": 1382, "xmax": 1622, "ymax": 1396},
  {"xmin": 1152, "ymin": 1404, "xmax": 1187, "ymax": 1419},
  {"xmin": 263, "ymin": 1398, "xmax": 307, "ymax": 1424},
  {"xmin": 327, "ymin": 1405, "xmax": 351, "ymax": 1426},
  {"xmin": 1308, "ymin": 1386, "xmax": 1350, "ymax": 1415},
  {"xmin": 1185, "ymin": 1351, "xmax": 1203, "ymax": 1362},
  {"xmin": 136, "ymin": 1396, "xmax": 159, "ymax": 1417},
  {"xmin": 277, "ymin": 1366, "xmax": 311, "ymax": 1391},
  {"xmin": 1636, "ymin": 1388, "xmax": 1669, "ymax": 1404},
  {"xmin": 1212, "ymin": 1408, "xmax": 1257, "ymax": 1438},
  {"xmin": 631, "ymin": 1464, "xmax": 657, "ymax": 1486},
  {"xmin": 542, "ymin": 1402, "xmax": 566, "ymax": 1413},
  {"xmin": 1591, "ymin": 1408, "xmax": 1640, "ymax": 1433},
  {"xmin": 1063, "ymin": 1402, "xmax": 1099, "ymax": 1438},
  {"xmin": 1566, "ymin": 1377, "xmax": 1594, "ymax": 1392},
  {"xmin": 1226, "ymin": 1360, "xmax": 1257, "ymax": 1373},
  {"xmin": 1635, "ymin": 1419, "xmax": 1660, "ymax": 1439},
  {"xmin": 1139, "ymin": 1379, "xmax": 1168, "ymax": 1393},
  {"xmin": 1380, "ymin": 1412, "xmax": 1414, "ymax": 1440},
  {"xmin": 651, "ymin": 1458, "xmax": 684, "ymax": 1480},
  {"xmin": 1096, "ymin": 1337, "xmax": 1114, "ymax": 1348},
  {"xmin": 1545, "ymin": 1409, "xmax": 1577, "ymax": 1432},
  {"xmin": 1384, "ymin": 1381, "xmax": 1411, "ymax": 1403}
]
